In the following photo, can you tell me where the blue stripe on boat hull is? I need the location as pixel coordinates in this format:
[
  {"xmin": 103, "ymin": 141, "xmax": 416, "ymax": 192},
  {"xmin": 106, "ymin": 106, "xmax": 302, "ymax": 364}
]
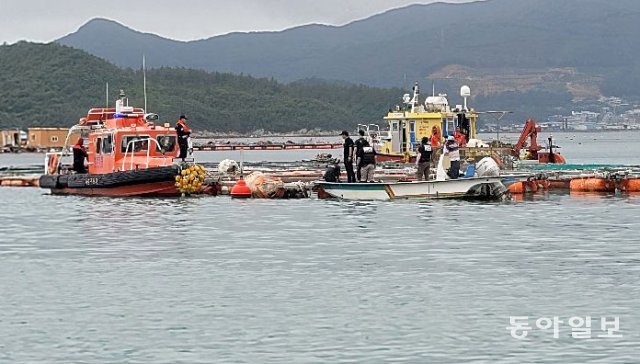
[{"xmin": 321, "ymin": 183, "xmax": 387, "ymax": 191}]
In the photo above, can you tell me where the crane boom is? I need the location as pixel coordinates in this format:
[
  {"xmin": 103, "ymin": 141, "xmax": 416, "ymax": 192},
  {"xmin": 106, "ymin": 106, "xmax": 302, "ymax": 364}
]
[{"xmin": 513, "ymin": 119, "xmax": 542, "ymax": 156}]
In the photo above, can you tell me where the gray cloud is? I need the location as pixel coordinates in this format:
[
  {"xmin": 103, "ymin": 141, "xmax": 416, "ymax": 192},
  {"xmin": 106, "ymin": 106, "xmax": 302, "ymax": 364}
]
[{"xmin": 0, "ymin": 0, "xmax": 474, "ymax": 44}]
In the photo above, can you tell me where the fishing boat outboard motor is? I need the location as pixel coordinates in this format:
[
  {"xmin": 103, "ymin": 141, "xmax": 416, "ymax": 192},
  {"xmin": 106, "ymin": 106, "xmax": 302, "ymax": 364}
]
[{"xmin": 323, "ymin": 164, "xmax": 341, "ymax": 182}]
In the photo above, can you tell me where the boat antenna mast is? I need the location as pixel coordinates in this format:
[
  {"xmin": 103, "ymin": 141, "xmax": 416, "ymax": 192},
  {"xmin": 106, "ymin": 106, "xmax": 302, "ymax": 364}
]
[
  {"xmin": 105, "ymin": 82, "xmax": 109, "ymax": 109},
  {"xmin": 142, "ymin": 54, "xmax": 148, "ymax": 112},
  {"xmin": 410, "ymin": 81, "xmax": 420, "ymax": 113}
]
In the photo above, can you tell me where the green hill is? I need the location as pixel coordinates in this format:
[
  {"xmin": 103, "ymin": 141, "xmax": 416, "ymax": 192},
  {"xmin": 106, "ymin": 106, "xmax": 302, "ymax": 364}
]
[{"xmin": 0, "ymin": 42, "xmax": 401, "ymax": 133}]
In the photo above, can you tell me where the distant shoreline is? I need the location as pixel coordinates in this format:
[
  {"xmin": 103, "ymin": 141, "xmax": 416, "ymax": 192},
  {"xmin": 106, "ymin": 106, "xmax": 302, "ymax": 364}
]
[
  {"xmin": 194, "ymin": 128, "xmax": 640, "ymax": 139},
  {"xmin": 479, "ymin": 129, "xmax": 640, "ymax": 135}
]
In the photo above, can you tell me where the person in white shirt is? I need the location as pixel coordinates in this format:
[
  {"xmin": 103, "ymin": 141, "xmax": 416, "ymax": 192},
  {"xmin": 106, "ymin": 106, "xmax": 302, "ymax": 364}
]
[{"xmin": 443, "ymin": 136, "xmax": 460, "ymax": 179}]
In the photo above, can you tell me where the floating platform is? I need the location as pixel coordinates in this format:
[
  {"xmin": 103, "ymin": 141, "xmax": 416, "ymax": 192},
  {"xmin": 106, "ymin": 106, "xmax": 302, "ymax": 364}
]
[
  {"xmin": 192, "ymin": 143, "xmax": 341, "ymax": 151},
  {"xmin": 3, "ymin": 160, "xmax": 640, "ymax": 199},
  {"xmin": 0, "ymin": 176, "xmax": 40, "ymax": 187}
]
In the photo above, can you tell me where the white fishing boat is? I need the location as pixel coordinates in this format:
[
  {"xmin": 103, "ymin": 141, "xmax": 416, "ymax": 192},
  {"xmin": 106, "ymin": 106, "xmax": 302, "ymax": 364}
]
[
  {"xmin": 316, "ymin": 176, "xmax": 505, "ymax": 201},
  {"xmin": 316, "ymin": 155, "xmax": 507, "ymax": 201}
]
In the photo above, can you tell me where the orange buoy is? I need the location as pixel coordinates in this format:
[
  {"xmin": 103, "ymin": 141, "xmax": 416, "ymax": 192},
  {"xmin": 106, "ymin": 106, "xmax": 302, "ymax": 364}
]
[
  {"xmin": 508, "ymin": 180, "xmax": 538, "ymax": 194},
  {"xmin": 548, "ymin": 180, "xmax": 570, "ymax": 190},
  {"xmin": 230, "ymin": 178, "xmax": 252, "ymax": 198},
  {"xmin": 507, "ymin": 182, "xmax": 523, "ymax": 194},
  {"xmin": 569, "ymin": 178, "xmax": 615, "ymax": 193},
  {"xmin": 619, "ymin": 178, "xmax": 640, "ymax": 192}
]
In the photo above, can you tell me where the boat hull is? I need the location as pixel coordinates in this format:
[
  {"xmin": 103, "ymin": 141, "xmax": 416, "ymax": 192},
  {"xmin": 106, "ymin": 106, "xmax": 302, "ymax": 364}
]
[
  {"xmin": 316, "ymin": 177, "xmax": 506, "ymax": 201},
  {"xmin": 50, "ymin": 181, "xmax": 181, "ymax": 197},
  {"xmin": 39, "ymin": 165, "xmax": 183, "ymax": 197}
]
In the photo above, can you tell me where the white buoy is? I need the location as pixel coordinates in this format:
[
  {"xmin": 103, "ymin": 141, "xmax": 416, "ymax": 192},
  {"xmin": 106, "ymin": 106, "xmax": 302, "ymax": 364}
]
[{"xmin": 218, "ymin": 159, "xmax": 240, "ymax": 175}]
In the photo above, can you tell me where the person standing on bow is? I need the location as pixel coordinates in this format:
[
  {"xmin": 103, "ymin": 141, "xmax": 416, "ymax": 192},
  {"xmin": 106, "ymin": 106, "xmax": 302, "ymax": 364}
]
[
  {"xmin": 176, "ymin": 114, "xmax": 191, "ymax": 162},
  {"xmin": 340, "ymin": 130, "xmax": 356, "ymax": 183},
  {"xmin": 416, "ymin": 136, "xmax": 433, "ymax": 181},
  {"xmin": 443, "ymin": 135, "xmax": 461, "ymax": 179}
]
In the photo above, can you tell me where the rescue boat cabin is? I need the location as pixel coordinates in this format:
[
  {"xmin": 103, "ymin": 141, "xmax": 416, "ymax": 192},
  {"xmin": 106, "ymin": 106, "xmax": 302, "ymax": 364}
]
[
  {"xmin": 59, "ymin": 91, "xmax": 177, "ymax": 174},
  {"xmin": 378, "ymin": 83, "xmax": 478, "ymax": 156}
]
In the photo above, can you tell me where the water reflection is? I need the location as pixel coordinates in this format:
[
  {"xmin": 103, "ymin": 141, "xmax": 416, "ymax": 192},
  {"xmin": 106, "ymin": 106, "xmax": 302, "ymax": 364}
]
[{"xmin": 0, "ymin": 187, "xmax": 639, "ymax": 363}]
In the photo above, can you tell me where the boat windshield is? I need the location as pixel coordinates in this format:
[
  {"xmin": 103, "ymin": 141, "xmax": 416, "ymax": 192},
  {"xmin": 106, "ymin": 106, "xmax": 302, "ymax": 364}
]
[
  {"xmin": 156, "ymin": 135, "xmax": 176, "ymax": 153},
  {"xmin": 121, "ymin": 135, "xmax": 150, "ymax": 153}
]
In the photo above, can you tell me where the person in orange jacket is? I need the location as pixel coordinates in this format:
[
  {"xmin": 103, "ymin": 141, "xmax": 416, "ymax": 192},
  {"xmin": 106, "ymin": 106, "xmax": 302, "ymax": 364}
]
[
  {"xmin": 454, "ymin": 127, "xmax": 467, "ymax": 147},
  {"xmin": 429, "ymin": 127, "xmax": 442, "ymax": 166},
  {"xmin": 430, "ymin": 127, "xmax": 441, "ymax": 148},
  {"xmin": 175, "ymin": 114, "xmax": 191, "ymax": 161}
]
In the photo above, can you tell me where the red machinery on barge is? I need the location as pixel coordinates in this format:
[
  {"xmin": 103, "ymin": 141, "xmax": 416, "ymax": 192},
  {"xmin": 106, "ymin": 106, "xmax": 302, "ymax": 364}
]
[{"xmin": 512, "ymin": 119, "xmax": 566, "ymax": 164}]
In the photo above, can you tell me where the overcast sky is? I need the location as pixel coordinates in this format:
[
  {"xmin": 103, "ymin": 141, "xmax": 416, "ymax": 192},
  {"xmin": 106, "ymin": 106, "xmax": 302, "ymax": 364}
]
[{"xmin": 0, "ymin": 0, "xmax": 473, "ymax": 44}]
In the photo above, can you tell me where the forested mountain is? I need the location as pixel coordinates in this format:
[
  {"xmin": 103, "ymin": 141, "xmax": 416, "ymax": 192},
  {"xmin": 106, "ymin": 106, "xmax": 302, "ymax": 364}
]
[
  {"xmin": 57, "ymin": 0, "xmax": 640, "ymax": 103},
  {"xmin": 0, "ymin": 42, "xmax": 401, "ymax": 132}
]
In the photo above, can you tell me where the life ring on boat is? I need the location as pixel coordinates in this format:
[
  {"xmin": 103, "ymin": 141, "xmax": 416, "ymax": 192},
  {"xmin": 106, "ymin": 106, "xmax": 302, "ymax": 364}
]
[{"xmin": 48, "ymin": 154, "xmax": 60, "ymax": 175}]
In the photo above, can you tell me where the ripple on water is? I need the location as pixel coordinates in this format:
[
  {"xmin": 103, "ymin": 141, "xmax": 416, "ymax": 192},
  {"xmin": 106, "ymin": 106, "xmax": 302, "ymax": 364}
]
[{"xmin": 0, "ymin": 188, "xmax": 639, "ymax": 363}]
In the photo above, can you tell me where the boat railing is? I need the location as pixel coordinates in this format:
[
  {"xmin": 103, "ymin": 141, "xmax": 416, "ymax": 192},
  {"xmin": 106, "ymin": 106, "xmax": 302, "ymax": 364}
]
[
  {"xmin": 121, "ymin": 137, "xmax": 171, "ymax": 171},
  {"xmin": 44, "ymin": 152, "xmax": 64, "ymax": 175}
]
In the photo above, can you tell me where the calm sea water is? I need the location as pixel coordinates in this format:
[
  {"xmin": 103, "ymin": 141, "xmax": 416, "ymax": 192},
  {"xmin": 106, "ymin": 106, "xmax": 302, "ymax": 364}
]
[{"xmin": 1, "ymin": 131, "xmax": 640, "ymax": 363}]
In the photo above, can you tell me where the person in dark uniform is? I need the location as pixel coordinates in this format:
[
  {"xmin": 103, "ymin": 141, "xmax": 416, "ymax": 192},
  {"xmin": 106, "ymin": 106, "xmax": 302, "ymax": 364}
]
[
  {"xmin": 175, "ymin": 114, "xmax": 191, "ymax": 161},
  {"xmin": 354, "ymin": 129, "xmax": 367, "ymax": 181},
  {"xmin": 357, "ymin": 141, "xmax": 377, "ymax": 182},
  {"xmin": 340, "ymin": 130, "xmax": 356, "ymax": 183},
  {"xmin": 415, "ymin": 136, "xmax": 433, "ymax": 181},
  {"xmin": 72, "ymin": 137, "xmax": 88, "ymax": 173}
]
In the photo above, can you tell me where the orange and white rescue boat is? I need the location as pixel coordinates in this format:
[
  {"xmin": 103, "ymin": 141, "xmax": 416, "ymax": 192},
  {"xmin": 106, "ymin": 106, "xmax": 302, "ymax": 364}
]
[{"xmin": 39, "ymin": 91, "xmax": 207, "ymax": 197}]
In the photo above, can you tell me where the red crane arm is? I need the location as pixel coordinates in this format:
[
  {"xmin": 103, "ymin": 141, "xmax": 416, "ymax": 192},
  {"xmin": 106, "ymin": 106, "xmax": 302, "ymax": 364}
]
[{"xmin": 513, "ymin": 119, "xmax": 542, "ymax": 155}]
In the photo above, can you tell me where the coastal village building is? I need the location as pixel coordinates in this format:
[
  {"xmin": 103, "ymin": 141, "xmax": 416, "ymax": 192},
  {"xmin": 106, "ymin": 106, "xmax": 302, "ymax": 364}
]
[
  {"xmin": 27, "ymin": 127, "xmax": 69, "ymax": 149},
  {"xmin": 1, "ymin": 129, "xmax": 22, "ymax": 147}
]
